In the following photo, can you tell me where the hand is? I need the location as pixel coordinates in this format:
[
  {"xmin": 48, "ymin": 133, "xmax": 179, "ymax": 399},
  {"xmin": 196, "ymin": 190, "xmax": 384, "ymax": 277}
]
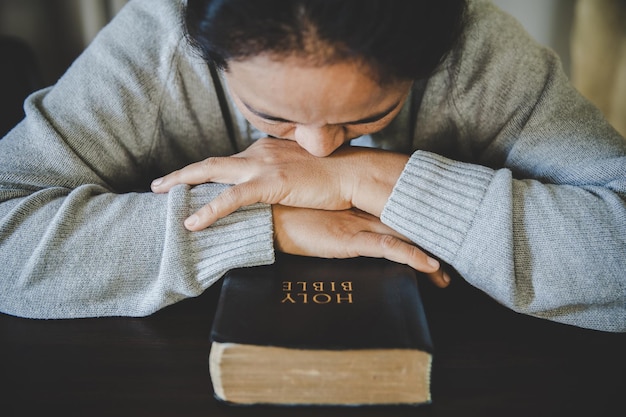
[
  {"xmin": 151, "ymin": 138, "xmax": 409, "ymax": 231},
  {"xmin": 272, "ymin": 205, "xmax": 450, "ymax": 288}
]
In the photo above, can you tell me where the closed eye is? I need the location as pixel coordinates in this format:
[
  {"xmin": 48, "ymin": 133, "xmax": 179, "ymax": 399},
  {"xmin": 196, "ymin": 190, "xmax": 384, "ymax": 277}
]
[{"xmin": 243, "ymin": 101, "xmax": 400, "ymax": 126}]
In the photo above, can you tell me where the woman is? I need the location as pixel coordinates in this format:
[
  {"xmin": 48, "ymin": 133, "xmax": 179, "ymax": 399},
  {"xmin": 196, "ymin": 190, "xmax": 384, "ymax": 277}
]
[{"xmin": 0, "ymin": 0, "xmax": 624, "ymax": 331}]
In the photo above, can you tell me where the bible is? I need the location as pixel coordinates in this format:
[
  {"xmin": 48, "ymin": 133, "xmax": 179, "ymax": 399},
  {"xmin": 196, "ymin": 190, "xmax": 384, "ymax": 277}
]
[{"xmin": 208, "ymin": 253, "xmax": 434, "ymax": 406}]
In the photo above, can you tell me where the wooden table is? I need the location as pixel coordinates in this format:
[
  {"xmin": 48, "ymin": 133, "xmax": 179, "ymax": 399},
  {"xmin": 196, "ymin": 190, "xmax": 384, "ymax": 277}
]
[{"xmin": 1, "ymin": 271, "xmax": 624, "ymax": 417}]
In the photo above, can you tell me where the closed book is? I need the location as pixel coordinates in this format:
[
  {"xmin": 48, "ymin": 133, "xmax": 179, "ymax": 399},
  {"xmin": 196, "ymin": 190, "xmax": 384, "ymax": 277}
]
[{"xmin": 209, "ymin": 253, "xmax": 433, "ymax": 406}]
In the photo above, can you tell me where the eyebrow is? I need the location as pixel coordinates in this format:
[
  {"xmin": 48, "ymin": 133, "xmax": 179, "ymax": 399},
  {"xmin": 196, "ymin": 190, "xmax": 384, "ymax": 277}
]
[{"xmin": 242, "ymin": 100, "xmax": 401, "ymax": 125}]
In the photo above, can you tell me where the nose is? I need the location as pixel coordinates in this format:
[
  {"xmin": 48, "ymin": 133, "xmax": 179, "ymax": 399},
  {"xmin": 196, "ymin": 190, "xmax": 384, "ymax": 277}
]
[{"xmin": 293, "ymin": 124, "xmax": 345, "ymax": 157}]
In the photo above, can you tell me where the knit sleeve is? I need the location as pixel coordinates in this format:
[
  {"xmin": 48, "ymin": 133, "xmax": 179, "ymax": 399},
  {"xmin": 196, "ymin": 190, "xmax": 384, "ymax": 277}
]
[
  {"xmin": 381, "ymin": 0, "xmax": 626, "ymax": 332},
  {"xmin": 0, "ymin": 0, "xmax": 274, "ymax": 319}
]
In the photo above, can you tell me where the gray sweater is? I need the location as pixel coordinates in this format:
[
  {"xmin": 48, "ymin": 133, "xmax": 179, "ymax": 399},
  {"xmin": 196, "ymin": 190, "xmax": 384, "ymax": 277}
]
[{"xmin": 0, "ymin": 0, "xmax": 624, "ymax": 331}]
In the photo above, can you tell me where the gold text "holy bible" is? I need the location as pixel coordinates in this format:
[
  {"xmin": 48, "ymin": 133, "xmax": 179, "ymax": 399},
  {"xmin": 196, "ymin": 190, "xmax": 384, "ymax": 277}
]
[{"xmin": 281, "ymin": 281, "xmax": 353, "ymax": 304}]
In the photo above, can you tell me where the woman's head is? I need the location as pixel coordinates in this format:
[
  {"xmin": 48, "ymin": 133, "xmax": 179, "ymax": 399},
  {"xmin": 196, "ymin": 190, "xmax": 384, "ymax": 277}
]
[
  {"xmin": 184, "ymin": 0, "xmax": 467, "ymax": 156},
  {"xmin": 185, "ymin": 0, "xmax": 467, "ymax": 84}
]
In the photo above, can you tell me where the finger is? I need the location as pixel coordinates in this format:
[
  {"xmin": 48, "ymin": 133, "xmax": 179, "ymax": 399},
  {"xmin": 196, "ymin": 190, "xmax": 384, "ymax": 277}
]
[
  {"xmin": 184, "ymin": 183, "xmax": 261, "ymax": 230},
  {"xmin": 151, "ymin": 157, "xmax": 244, "ymax": 193},
  {"xmin": 349, "ymin": 209, "xmax": 415, "ymax": 244},
  {"xmin": 424, "ymin": 269, "xmax": 451, "ymax": 288},
  {"xmin": 349, "ymin": 232, "xmax": 442, "ymax": 274}
]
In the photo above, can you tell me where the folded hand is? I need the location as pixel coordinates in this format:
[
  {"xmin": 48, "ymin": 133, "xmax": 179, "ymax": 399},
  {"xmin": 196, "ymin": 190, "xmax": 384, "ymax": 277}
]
[
  {"xmin": 151, "ymin": 138, "xmax": 409, "ymax": 231},
  {"xmin": 273, "ymin": 205, "xmax": 450, "ymax": 288}
]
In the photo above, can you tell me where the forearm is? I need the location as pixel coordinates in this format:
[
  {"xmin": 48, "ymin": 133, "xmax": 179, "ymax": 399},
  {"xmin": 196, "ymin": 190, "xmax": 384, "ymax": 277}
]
[
  {"xmin": 0, "ymin": 181, "xmax": 273, "ymax": 319},
  {"xmin": 381, "ymin": 151, "xmax": 626, "ymax": 332},
  {"xmin": 371, "ymin": 0, "xmax": 626, "ymax": 332}
]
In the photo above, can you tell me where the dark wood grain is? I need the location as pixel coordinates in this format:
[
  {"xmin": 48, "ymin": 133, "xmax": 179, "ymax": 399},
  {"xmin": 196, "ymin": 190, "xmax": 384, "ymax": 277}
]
[{"xmin": 2, "ymin": 272, "xmax": 624, "ymax": 417}]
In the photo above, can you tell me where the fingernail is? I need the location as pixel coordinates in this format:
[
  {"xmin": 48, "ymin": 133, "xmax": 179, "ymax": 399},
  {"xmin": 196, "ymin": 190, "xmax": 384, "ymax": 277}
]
[
  {"xmin": 427, "ymin": 256, "xmax": 440, "ymax": 269},
  {"xmin": 151, "ymin": 178, "xmax": 163, "ymax": 188},
  {"xmin": 184, "ymin": 215, "xmax": 198, "ymax": 228},
  {"xmin": 442, "ymin": 272, "xmax": 451, "ymax": 284}
]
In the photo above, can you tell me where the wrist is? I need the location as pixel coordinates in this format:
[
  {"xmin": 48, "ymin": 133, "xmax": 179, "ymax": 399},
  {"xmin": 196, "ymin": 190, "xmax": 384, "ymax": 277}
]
[{"xmin": 350, "ymin": 150, "xmax": 409, "ymax": 217}]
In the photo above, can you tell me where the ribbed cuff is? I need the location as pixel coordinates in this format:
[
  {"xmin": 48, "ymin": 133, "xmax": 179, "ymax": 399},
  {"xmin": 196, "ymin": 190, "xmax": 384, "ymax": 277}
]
[
  {"xmin": 381, "ymin": 151, "xmax": 494, "ymax": 263},
  {"xmin": 188, "ymin": 183, "xmax": 275, "ymax": 287}
]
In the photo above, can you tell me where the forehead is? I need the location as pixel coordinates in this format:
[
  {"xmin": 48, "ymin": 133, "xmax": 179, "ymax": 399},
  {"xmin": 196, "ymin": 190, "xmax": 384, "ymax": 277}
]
[{"xmin": 224, "ymin": 55, "xmax": 411, "ymax": 125}]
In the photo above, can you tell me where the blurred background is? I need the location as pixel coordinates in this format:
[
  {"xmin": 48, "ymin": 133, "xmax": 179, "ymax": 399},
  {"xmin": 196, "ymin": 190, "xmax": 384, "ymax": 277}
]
[{"xmin": 0, "ymin": 0, "xmax": 624, "ymax": 137}]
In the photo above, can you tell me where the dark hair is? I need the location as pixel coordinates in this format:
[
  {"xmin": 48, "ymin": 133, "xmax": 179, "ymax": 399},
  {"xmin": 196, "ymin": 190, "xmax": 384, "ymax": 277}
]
[{"xmin": 185, "ymin": 0, "xmax": 467, "ymax": 84}]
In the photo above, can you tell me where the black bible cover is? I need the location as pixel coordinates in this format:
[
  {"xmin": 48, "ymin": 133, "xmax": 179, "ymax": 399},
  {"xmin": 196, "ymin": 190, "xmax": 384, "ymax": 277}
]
[{"xmin": 209, "ymin": 253, "xmax": 434, "ymax": 406}]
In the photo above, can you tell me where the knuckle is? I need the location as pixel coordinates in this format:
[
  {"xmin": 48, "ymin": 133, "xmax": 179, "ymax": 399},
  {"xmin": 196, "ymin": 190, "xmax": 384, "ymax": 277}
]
[
  {"xmin": 377, "ymin": 234, "xmax": 400, "ymax": 250},
  {"xmin": 221, "ymin": 186, "xmax": 242, "ymax": 205},
  {"xmin": 403, "ymin": 244, "xmax": 428, "ymax": 265},
  {"xmin": 405, "ymin": 244, "xmax": 422, "ymax": 259},
  {"xmin": 198, "ymin": 202, "xmax": 217, "ymax": 219},
  {"xmin": 213, "ymin": 185, "xmax": 254, "ymax": 214}
]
